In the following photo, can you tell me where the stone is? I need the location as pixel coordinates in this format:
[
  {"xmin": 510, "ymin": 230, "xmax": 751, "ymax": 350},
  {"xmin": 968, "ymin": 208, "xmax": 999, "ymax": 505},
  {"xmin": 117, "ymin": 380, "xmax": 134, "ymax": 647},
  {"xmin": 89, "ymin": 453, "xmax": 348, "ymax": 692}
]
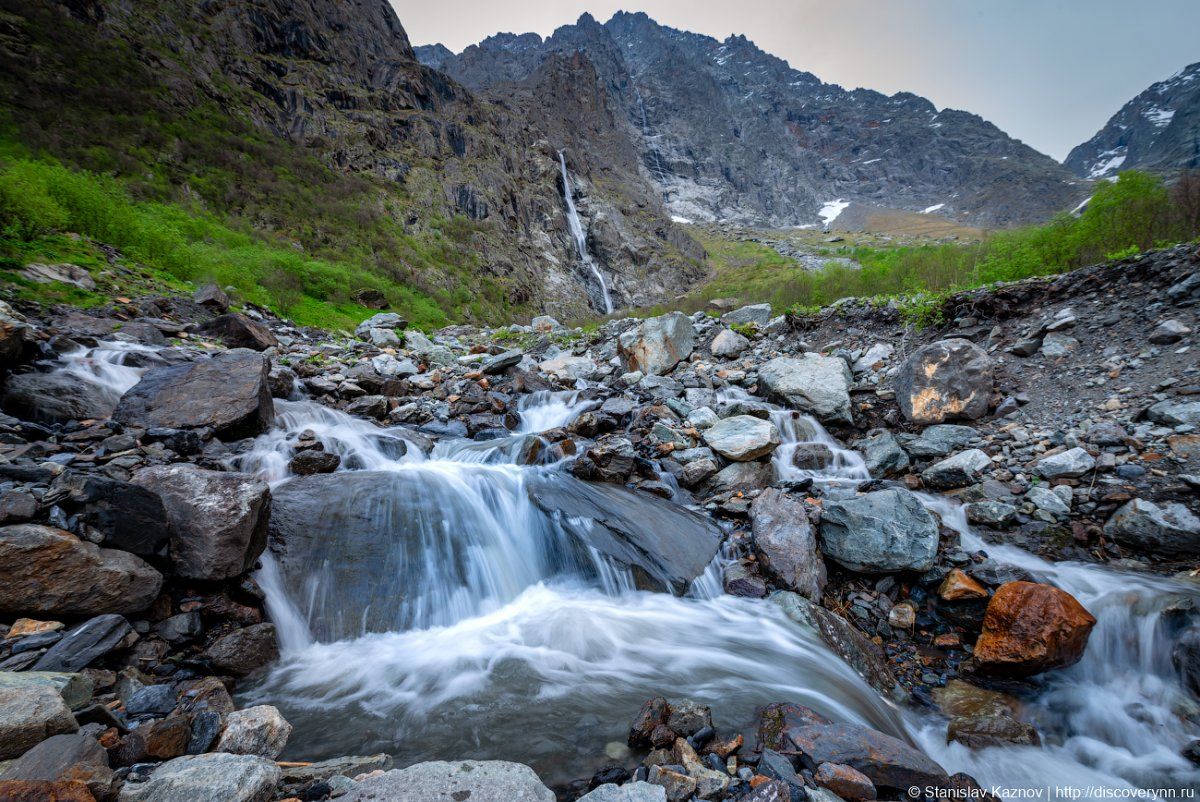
[
  {"xmin": 52, "ymin": 473, "xmax": 170, "ymax": 557},
  {"xmin": 215, "ymin": 705, "xmax": 291, "ymax": 760},
  {"xmin": 710, "ymin": 328, "xmax": 750, "ymax": 358},
  {"xmin": 1040, "ymin": 332, "xmax": 1078, "ymax": 359},
  {"xmin": 482, "ymin": 349, "xmax": 523, "ymax": 374},
  {"xmin": 964, "ymin": 501, "xmax": 1017, "ymax": 528},
  {"xmin": 0, "ymin": 732, "xmax": 114, "ymax": 801},
  {"xmin": 922, "ymin": 448, "xmax": 992, "ymax": 489},
  {"xmin": 931, "ymin": 679, "xmax": 1020, "ymax": 719},
  {"xmin": 1174, "ymin": 628, "xmax": 1200, "ymax": 697},
  {"xmin": 0, "ymin": 526, "xmax": 161, "ymax": 616},
  {"xmin": 791, "ymin": 443, "xmax": 834, "ymax": 470},
  {"xmin": 352, "ymin": 288, "xmax": 389, "ymax": 309},
  {"xmin": 577, "ymin": 783, "xmax": 667, "ymax": 802},
  {"xmin": 1103, "ymin": 498, "xmax": 1200, "ymax": 558},
  {"xmin": 708, "ymin": 461, "xmax": 774, "ymax": 493},
  {"xmin": 0, "ymin": 492, "xmax": 37, "ymax": 525},
  {"xmin": 938, "ymin": 569, "xmax": 989, "ymax": 601},
  {"xmin": 787, "ymin": 722, "xmax": 948, "ymax": 790},
  {"xmin": 3, "ymin": 372, "xmax": 123, "ymax": 423},
  {"xmin": 126, "ymin": 684, "xmax": 177, "ymax": 718},
  {"xmin": 1026, "ymin": 485, "xmax": 1070, "ymax": 515},
  {"xmin": 193, "ymin": 284, "xmax": 230, "ymax": 311},
  {"xmin": 894, "ymin": 338, "xmax": 993, "ymax": 424},
  {"xmin": 279, "ymin": 754, "xmax": 394, "ymax": 783},
  {"xmin": 752, "ymin": 488, "xmax": 826, "ymax": 600},
  {"xmin": 819, "ymin": 489, "xmax": 940, "ymax": 573},
  {"xmin": 1147, "ymin": 400, "xmax": 1200, "ymax": 428},
  {"xmin": 740, "ymin": 779, "xmax": 790, "ymax": 802},
  {"xmin": 0, "ymin": 672, "xmax": 92, "ymax": 711},
  {"xmin": 539, "ymin": 354, "xmax": 597, "ymax": 381},
  {"xmin": 346, "ymin": 394, "xmax": 388, "ymax": 419},
  {"xmin": 33, "ymin": 615, "xmax": 133, "ymax": 673},
  {"xmin": 197, "ymin": 314, "xmax": 278, "ymax": 352},
  {"xmin": 141, "ymin": 716, "xmax": 192, "ymax": 760},
  {"xmin": 628, "ymin": 696, "xmax": 671, "ymax": 748},
  {"xmin": 702, "ymin": 415, "xmax": 781, "ymax": 461},
  {"xmin": 815, "ymin": 762, "xmax": 876, "ymax": 800},
  {"xmin": 1034, "ymin": 447, "xmax": 1095, "ymax": 479},
  {"xmin": 1149, "ymin": 319, "xmax": 1191, "ymax": 344},
  {"xmin": 904, "ymin": 424, "xmax": 978, "ymax": 459},
  {"xmin": 21, "ymin": 262, "xmax": 95, "ymax": 290},
  {"xmin": 133, "ymin": 465, "xmax": 270, "ymax": 581},
  {"xmin": 618, "ymin": 312, "xmax": 695, "ymax": 376},
  {"xmin": 354, "ymin": 312, "xmax": 406, "ymax": 337},
  {"xmin": 758, "ymin": 355, "xmax": 854, "ymax": 425},
  {"xmin": 114, "ymin": 350, "xmax": 274, "ymax": 440},
  {"xmin": 858, "ymin": 432, "xmax": 909, "ymax": 478},
  {"xmin": 722, "ymin": 303, "xmax": 772, "ymax": 327},
  {"xmin": 947, "ymin": 715, "xmax": 1040, "ymax": 749},
  {"xmin": 338, "ymin": 760, "xmax": 555, "ymax": 802},
  {"xmin": 853, "ymin": 343, "xmax": 894, "ymax": 374},
  {"xmin": 201, "ymin": 623, "xmax": 279, "ymax": 676},
  {"xmin": 289, "ymin": 449, "xmax": 341, "ymax": 475},
  {"xmin": 647, "ymin": 765, "xmax": 696, "ymax": 802},
  {"xmin": 666, "ymin": 699, "xmax": 712, "ymax": 737},
  {"xmin": 117, "ymin": 752, "xmax": 280, "ymax": 802},
  {"xmin": 0, "ymin": 300, "xmax": 29, "ymax": 368},
  {"xmin": 973, "ymin": 581, "xmax": 1096, "ymax": 677},
  {"xmin": 572, "ymin": 435, "xmax": 637, "ymax": 483},
  {"xmin": 0, "ymin": 685, "xmax": 78, "ymax": 759},
  {"xmin": 531, "ymin": 315, "xmax": 563, "ymax": 333}
]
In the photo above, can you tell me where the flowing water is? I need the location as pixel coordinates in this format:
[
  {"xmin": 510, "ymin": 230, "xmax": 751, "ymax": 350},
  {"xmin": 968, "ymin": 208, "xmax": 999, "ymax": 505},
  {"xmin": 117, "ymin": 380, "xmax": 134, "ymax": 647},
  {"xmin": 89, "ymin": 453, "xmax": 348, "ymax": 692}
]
[
  {"xmin": 241, "ymin": 389, "xmax": 1200, "ymax": 794},
  {"xmin": 558, "ymin": 150, "xmax": 614, "ymax": 315}
]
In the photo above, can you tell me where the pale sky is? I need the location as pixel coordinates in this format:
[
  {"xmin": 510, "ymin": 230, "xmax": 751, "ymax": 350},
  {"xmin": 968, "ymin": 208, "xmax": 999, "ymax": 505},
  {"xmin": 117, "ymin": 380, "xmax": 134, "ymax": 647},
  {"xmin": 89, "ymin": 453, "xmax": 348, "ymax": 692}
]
[{"xmin": 393, "ymin": 0, "xmax": 1199, "ymax": 162}]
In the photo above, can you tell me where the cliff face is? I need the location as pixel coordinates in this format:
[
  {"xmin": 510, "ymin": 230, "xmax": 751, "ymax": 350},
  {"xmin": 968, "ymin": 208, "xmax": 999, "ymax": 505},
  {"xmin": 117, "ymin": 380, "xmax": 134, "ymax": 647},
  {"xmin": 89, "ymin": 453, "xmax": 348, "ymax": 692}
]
[
  {"xmin": 418, "ymin": 12, "xmax": 1088, "ymax": 229},
  {"xmin": 1066, "ymin": 62, "xmax": 1200, "ymax": 179},
  {"xmin": 0, "ymin": 0, "xmax": 704, "ymax": 319}
]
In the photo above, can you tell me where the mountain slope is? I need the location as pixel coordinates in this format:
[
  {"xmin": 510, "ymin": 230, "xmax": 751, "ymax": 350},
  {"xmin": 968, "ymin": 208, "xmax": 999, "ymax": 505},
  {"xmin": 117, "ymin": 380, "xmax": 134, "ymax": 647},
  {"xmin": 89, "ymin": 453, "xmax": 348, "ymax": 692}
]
[
  {"xmin": 418, "ymin": 12, "xmax": 1087, "ymax": 229},
  {"xmin": 1066, "ymin": 62, "xmax": 1200, "ymax": 179}
]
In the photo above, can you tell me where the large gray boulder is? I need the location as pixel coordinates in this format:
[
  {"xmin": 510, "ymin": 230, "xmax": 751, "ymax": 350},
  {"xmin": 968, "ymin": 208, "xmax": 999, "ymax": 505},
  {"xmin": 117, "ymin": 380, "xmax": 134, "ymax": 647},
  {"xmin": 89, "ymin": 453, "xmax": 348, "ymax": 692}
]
[
  {"xmin": 752, "ymin": 489, "xmax": 826, "ymax": 600},
  {"xmin": 0, "ymin": 525, "xmax": 162, "ymax": 615},
  {"xmin": 819, "ymin": 489, "xmax": 940, "ymax": 573},
  {"xmin": 578, "ymin": 783, "xmax": 667, "ymax": 802},
  {"xmin": 133, "ymin": 465, "xmax": 270, "ymax": 581},
  {"xmin": 118, "ymin": 752, "xmax": 280, "ymax": 802},
  {"xmin": 339, "ymin": 760, "xmax": 554, "ymax": 802},
  {"xmin": 215, "ymin": 705, "xmax": 291, "ymax": 760},
  {"xmin": 893, "ymin": 338, "xmax": 993, "ymax": 424},
  {"xmin": 784, "ymin": 722, "xmax": 949, "ymax": 790},
  {"xmin": 197, "ymin": 313, "xmax": 279, "ymax": 352},
  {"xmin": 3, "ymin": 371, "xmax": 121, "ymax": 422},
  {"xmin": 1147, "ymin": 399, "xmax": 1200, "ymax": 428},
  {"xmin": 618, "ymin": 312, "xmax": 694, "ymax": 376},
  {"xmin": 758, "ymin": 356, "xmax": 853, "ymax": 425},
  {"xmin": 703, "ymin": 415, "xmax": 781, "ymax": 461},
  {"xmin": 0, "ymin": 685, "xmax": 78, "ymax": 759},
  {"xmin": 1104, "ymin": 498, "xmax": 1200, "ymax": 557},
  {"xmin": 710, "ymin": 328, "xmax": 750, "ymax": 358},
  {"xmin": 1034, "ymin": 447, "xmax": 1095, "ymax": 479},
  {"xmin": 722, "ymin": 303, "xmax": 772, "ymax": 327},
  {"xmin": 921, "ymin": 449, "xmax": 992, "ymax": 489},
  {"xmin": 114, "ymin": 349, "xmax": 274, "ymax": 439}
]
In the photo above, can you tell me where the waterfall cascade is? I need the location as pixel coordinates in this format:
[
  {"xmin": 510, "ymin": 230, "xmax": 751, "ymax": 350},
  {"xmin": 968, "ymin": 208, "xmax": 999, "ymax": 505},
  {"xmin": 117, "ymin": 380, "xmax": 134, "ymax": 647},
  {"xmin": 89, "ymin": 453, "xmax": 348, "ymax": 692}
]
[{"xmin": 557, "ymin": 150, "xmax": 614, "ymax": 315}]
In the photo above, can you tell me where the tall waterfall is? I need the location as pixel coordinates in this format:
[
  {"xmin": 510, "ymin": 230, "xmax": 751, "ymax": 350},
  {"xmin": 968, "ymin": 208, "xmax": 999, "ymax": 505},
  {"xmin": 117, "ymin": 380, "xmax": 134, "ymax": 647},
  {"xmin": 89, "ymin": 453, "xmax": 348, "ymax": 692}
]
[
  {"xmin": 557, "ymin": 150, "xmax": 613, "ymax": 315},
  {"xmin": 632, "ymin": 84, "xmax": 668, "ymax": 183}
]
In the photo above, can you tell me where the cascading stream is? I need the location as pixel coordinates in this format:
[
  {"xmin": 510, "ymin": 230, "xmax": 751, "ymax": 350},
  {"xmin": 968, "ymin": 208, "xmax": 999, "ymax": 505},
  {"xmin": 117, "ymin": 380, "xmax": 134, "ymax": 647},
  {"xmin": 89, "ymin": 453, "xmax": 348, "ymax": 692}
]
[
  {"xmin": 558, "ymin": 150, "xmax": 614, "ymax": 315},
  {"xmin": 243, "ymin": 389, "xmax": 1200, "ymax": 793}
]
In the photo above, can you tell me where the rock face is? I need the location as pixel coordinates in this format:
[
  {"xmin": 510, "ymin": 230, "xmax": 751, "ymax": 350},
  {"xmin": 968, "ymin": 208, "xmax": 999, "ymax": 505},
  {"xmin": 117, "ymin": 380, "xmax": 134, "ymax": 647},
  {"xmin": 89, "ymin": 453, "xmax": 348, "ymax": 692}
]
[
  {"xmin": 114, "ymin": 350, "xmax": 274, "ymax": 439},
  {"xmin": 702, "ymin": 415, "xmax": 780, "ymax": 461},
  {"xmin": 758, "ymin": 356, "xmax": 854, "ymax": 425},
  {"xmin": 339, "ymin": 760, "xmax": 555, "ymax": 802},
  {"xmin": 618, "ymin": 312, "xmax": 694, "ymax": 375},
  {"xmin": 894, "ymin": 339, "xmax": 993, "ymax": 424},
  {"xmin": 818, "ymin": 490, "xmax": 940, "ymax": 574},
  {"xmin": 0, "ymin": 525, "xmax": 162, "ymax": 615},
  {"xmin": 752, "ymin": 489, "xmax": 826, "ymax": 600},
  {"xmin": 133, "ymin": 466, "xmax": 271, "ymax": 581},
  {"xmin": 1104, "ymin": 498, "xmax": 1200, "ymax": 557},
  {"xmin": 117, "ymin": 752, "xmax": 281, "ymax": 802},
  {"xmin": 197, "ymin": 313, "xmax": 279, "ymax": 352},
  {"xmin": 973, "ymin": 582, "xmax": 1097, "ymax": 676},
  {"xmin": 0, "ymin": 685, "xmax": 79, "ymax": 759}
]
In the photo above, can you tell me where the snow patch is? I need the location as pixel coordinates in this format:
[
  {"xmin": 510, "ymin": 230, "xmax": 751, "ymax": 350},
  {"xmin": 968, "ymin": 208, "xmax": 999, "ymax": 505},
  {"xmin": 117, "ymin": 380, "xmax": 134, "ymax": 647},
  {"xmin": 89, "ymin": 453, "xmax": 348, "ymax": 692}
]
[
  {"xmin": 861, "ymin": 158, "xmax": 882, "ymax": 165},
  {"xmin": 818, "ymin": 199, "xmax": 850, "ymax": 227},
  {"xmin": 670, "ymin": 215, "xmax": 694, "ymax": 225},
  {"xmin": 1071, "ymin": 195, "xmax": 1094, "ymax": 215},
  {"xmin": 921, "ymin": 203, "xmax": 945, "ymax": 214},
  {"xmin": 1144, "ymin": 107, "xmax": 1176, "ymax": 127},
  {"xmin": 1088, "ymin": 148, "xmax": 1127, "ymax": 179}
]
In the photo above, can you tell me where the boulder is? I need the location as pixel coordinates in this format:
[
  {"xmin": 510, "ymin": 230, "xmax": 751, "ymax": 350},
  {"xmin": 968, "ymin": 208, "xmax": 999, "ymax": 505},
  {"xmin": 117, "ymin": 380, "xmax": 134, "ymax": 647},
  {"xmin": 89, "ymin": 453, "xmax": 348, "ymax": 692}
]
[
  {"xmin": 964, "ymin": 501, "xmax": 1017, "ymax": 528},
  {"xmin": 114, "ymin": 350, "xmax": 274, "ymax": 440},
  {"xmin": 722, "ymin": 303, "xmax": 772, "ymax": 327},
  {"xmin": 531, "ymin": 315, "xmax": 563, "ymax": 333},
  {"xmin": 784, "ymin": 722, "xmax": 949, "ymax": 790},
  {"xmin": 288, "ymin": 450, "xmax": 340, "ymax": 475},
  {"xmin": 973, "ymin": 581, "xmax": 1096, "ymax": 676},
  {"xmin": 215, "ymin": 705, "xmax": 291, "ymax": 760},
  {"xmin": 201, "ymin": 623, "xmax": 279, "ymax": 676},
  {"xmin": 903, "ymin": 424, "xmax": 977, "ymax": 459},
  {"xmin": 0, "ymin": 300, "xmax": 29, "ymax": 368},
  {"xmin": 52, "ymin": 473, "xmax": 170, "ymax": 557},
  {"xmin": 893, "ymin": 338, "xmax": 993, "ymax": 424},
  {"xmin": 3, "ymin": 372, "xmax": 121, "ymax": 423},
  {"xmin": 921, "ymin": 449, "xmax": 991, "ymax": 489},
  {"xmin": 814, "ymin": 762, "xmax": 876, "ymax": 801},
  {"xmin": 578, "ymin": 783, "xmax": 667, "ymax": 802},
  {"xmin": 481, "ymin": 349, "xmax": 523, "ymax": 375},
  {"xmin": 193, "ymin": 283, "xmax": 230, "ymax": 311},
  {"xmin": 0, "ymin": 672, "xmax": 93, "ymax": 711},
  {"xmin": 1034, "ymin": 447, "xmax": 1095, "ymax": 479},
  {"xmin": 572, "ymin": 435, "xmax": 636, "ymax": 483},
  {"xmin": 710, "ymin": 328, "xmax": 750, "ymax": 358},
  {"xmin": 1173, "ymin": 627, "xmax": 1200, "ymax": 697},
  {"xmin": 947, "ymin": 715, "xmax": 1040, "ymax": 749},
  {"xmin": 858, "ymin": 432, "xmax": 909, "ymax": 478},
  {"xmin": 279, "ymin": 754, "xmax": 394, "ymax": 783},
  {"xmin": 133, "ymin": 465, "xmax": 270, "ymax": 581},
  {"xmin": 197, "ymin": 314, "xmax": 278, "ymax": 352},
  {"xmin": 751, "ymin": 488, "xmax": 826, "ymax": 600},
  {"xmin": 818, "ymin": 489, "xmax": 940, "ymax": 573},
  {"xmin": 0, "ymin": 685, "xmax": 78, "ymax": 759},
  {"xmin": 1146, "ymin": 399, "xmax": 1200, "ymax": 428},
  {"xmin": 1149, "ymin": 319, "xmax": 1191, "ymax": 344},
  {"xmin": 1103, "ymin": 498, "xmax": 1200, "ymax": 558},
  {"xmin": 539, "ymin": 354, "xmax": 597, "ymax": 381},
  {"xmin": 758, "ymin": 355, "xmax": 854, "ymax": 425},
  {"xmin": 352, "ymin": 288, "xmax": 389, "ymax": 309},
  {"xmin": 938, "ymin": 569, "xmax": 989, "ymax": 601},
  {"xmin": 354, "ymin": 312, "xmax": 406, "ymax": 337},
  {"xmin": 702, "ymin": 415, "xmax": 780, "ymax": 461},
  {"xmin": 0, "ymin": 525, "xmax": 162, "ymax": 615},
  {"xmin": 117, "ymin": 752, "xmax": 280, "ymax": 802},
  {"xmin": 0, "ymin": 732, "xmax": 115, "ymax": 800},
  {"xmin": 1026, "ymin": 485, "xmax": 1071, "ymax": 515},
  {"xmin": 617, "ymin": 312, "xmax": 694, "ymax": 375},
  {"xmin": 338, "ymin": 760, "xmax": 555, "ymax": 802},
  {"xmin": 33, "ymin": 614, "xmax": 133, "ymax": 672},
  {"xmin": 708, "ymin": 461, "xmax": 774, "ymax": 493}
]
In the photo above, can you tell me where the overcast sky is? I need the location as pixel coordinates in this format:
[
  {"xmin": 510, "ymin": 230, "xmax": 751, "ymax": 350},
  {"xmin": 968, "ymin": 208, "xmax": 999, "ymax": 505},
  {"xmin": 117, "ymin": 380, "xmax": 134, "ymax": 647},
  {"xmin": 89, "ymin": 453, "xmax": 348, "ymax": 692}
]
[{"xmin": 394, "ymin": 0, "xmax": 1200, "ymax": 162}]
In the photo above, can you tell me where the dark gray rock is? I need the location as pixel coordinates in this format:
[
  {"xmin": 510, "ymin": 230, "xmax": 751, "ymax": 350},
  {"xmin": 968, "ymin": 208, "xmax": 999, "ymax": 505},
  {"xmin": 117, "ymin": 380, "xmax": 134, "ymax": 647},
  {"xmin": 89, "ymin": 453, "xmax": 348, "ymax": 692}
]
[
  {"xmin": 921, "ymin": 449, "xmax": 992, "ymax": 489},
  {"xmin": 117, "ymin": 752, "xmax": 280, "ymax": 802},
  {"xmin": 127, "ymin": 684, "xmax": 177, "ymax": 718},
  {"xmin": 0, "ymin": 685, "xmax": 78, "ymax": 759},
  {"xmin": 894, "ymin": 338, "xmax": 993, "ymax": 424},
  {"xmin": 33, "ymin": 614, "xmax": 133, "ymax": 672},
  {"xmin": 193, "ymin": 284, "xmax": 230, "ymax": 311},
  {"xmin": 482, "ymin": 349, "xmax": 523, "ymax": 374},
  {"xmin": 785, "ymin": 722, "xmax": 949, "ymax": 790},
  {"xmin": 858, "ymin": 431, "xmax": 909, "ymax": 478},
  {"xmin": 52, "ymin": 472, "xmax": 170, "ymax": 557},
  {"xmin": 819, "ymin": 489, "xmax": 940, "ymax": 573},
  {"xmin": 0, "ymin": 731, "xmax": 115, "ymax": 801},
  {"xmin": 288, "ymin": 449, "xmax": 341, "ymax": 475},
  {"xmin": 752, "ymin": 488, "xmax": 826, "ymax": 600},
  {"xmin": 202, "ymin": 623, "xmax": 279, "ymax": 677},
  {"xmin": 1104, "ymin": 498, "xmax": 1200, "ymax": 557},
  {"xmin": 197, "ymin": 314, "xmax": 279, "ymax": 352},
  {"xmin": 903, "ymin": 424, "xmax": 978, "ymax": 459},
  {"xmin": 3, "ymin": 371, "xmax": 122, "ymax": 423}
]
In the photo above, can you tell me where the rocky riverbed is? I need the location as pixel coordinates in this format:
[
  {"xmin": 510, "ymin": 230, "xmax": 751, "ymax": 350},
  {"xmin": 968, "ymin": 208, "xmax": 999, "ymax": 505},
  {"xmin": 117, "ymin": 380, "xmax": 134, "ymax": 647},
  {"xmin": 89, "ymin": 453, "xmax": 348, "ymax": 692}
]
[{"xmin": 0, "ymin": 244, "xmax": 1197, "ymax": 801}]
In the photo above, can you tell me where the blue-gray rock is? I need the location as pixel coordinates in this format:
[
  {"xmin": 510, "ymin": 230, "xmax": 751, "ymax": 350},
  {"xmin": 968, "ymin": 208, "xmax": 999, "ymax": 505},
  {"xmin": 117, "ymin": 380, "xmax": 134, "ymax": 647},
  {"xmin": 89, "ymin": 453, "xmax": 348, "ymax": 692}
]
[
  {"xmin": 0, "ymin": 685, "xmax": 78, "ymax": 759},
  {"xmin": 721, "ymin": 303, "xmax": 772, "ymax": 327},
  {"xmin": 355, "ymin": 312, "xmax": 406, "ymax": 337},
  {"xmin": 894, "ymin": 338, "xmax": 993, "ymax": 424},
  {"xmin": 127, "ymin": 684, "xmax": 177, "ymax": 718},
  {"xmin": 578, "ymin": 782, "xmax": 667, "ymax": 802},
  {"xmin": 33, "ymin": 614, "xmax": 133, "ymax": 673},
  {"xmin": 819, "ymin": 489, "xmax": 940, "ymax": 573},
  {"xmin": 965, "ymin": 501, "xmax": 1018, "ymax": 528},
  {"xmin": 702, "ymin": 415, "xmax": 780, "ymax": 461},
  {"xmin": 1147, "ymin": 399, "xmax": 1200, "ymax": 428},
  {"xmin": 710, "ymin": 327, "xmax": 750, "ymax": 358},
  {"xmin": 1026, "ymin": 485, "xmax": 1070, "ymax": 515},
  {"xmin": 758, "ymin": 355, "xmax": 854, "ymax": 425},
  {"xmin": 10, "ymin": 630, "xmax": 62, "ymax": 654},
  {"xmin": 1104, "ymin": 498, "xmax": 1200, "ymax": 557},
  {"xmin": 187, "ymin": 711, "xmax": 223, "ymax": 755},
  {"xmin": 921, "ymin": 449, "xmax": 992, "ymax": 489},
  {"xmin": 1148, "ymin": 319, "xmax": 1191, "ymax": 344},
  {"xmin": 482, "ymin": 349, "xmax": 523, "ymax": 374},
  {"xmin": 618, "ymin": 312, "xmax": 695, "ymax": 376},
  {"xmin": 857, "ymin": 431, "xmax": 910, "ymax": 478},
  {"xmin": 752, "ymin": 488, "xmax": 826, "ymax": 600},
  {"xmin": 155, "ymin": 612, "xmax": 204, "ymax": 644},
  {"xmin": 201, "ymin": 623, "xmax": 279, "ymax": 677},
  {"xmin": 117, "ymin": 752, "xmax": 280, "ymax": 802},
  {"xmin": 338, "ymin": 760, "xmax": 555, "ymax": 802},
  {"xmin": 903, "ymin": 424, "xmax": 978, "ymax": 459},
  {"xmin": 1034, "ymin": 447, "xmax": 1095, "ymax": 479},
  {"xmin": 0, "ymin": 671, "xmax": 93, "ymax": 711},
  {"xmin": 51, "ymin": 472, "xmax": 170, "ymax": 558}
]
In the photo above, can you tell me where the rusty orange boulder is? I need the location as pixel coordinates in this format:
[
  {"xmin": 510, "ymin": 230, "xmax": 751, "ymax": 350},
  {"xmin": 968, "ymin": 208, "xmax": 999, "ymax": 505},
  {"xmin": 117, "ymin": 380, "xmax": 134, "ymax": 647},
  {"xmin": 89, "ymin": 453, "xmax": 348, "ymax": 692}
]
[
  {"xmin": 973, "ymin": 581, "xmax": 1096, "ymax": 676},
  {"xmin": 893, "ymin": 338, "xmax": 993, "ymax": 424}
]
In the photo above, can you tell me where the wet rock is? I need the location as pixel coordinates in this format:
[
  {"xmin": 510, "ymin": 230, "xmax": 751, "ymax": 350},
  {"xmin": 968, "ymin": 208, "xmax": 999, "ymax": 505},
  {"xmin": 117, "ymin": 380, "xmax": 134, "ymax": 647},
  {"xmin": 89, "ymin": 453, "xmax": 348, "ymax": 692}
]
[
  {"xmin": 1103, "ymin": 498, "xmax": 1200, "ymax": 558},
  {"xmin": 646, "ymin": 765, "xmax": 696, "ymax": 802},
  {"xmin": 757, "ymin": 748, "xmax": 805, "ymax": 799},
  {"xmin": 680, "ymin": 458, "xmax": 718, "ymax": 488},
  {"xmin": 3, "ymin": 372, "xmax": 122, "ymax": 423},
  {"xmin": 1034, "ymin": 447, "xmax": 1095, "ymax": 479},
  {"xmin": 964, "ymin": 501, "xmax": 1017, "ymax": 528},
  {"xmin": 0, "ymin": 671, "xmax": 93, "ymax": 711},
  {"xmin": 932, "ymin": 679, "xmax": 1020, "ymax": 719},
  {"xmin": 1147, "ymin": 399, "xmax": 1200, "ymax": 428},
  {"xmin": 758, "ymin": 355, "xmax": 854, "ymax": 425},
  {"xmin": 572, "ymin": 435, "xmax": 637, "ymax": 483},
  {"xmin": 279, "ymin": 754, "xmax": 394, "ymax": 783},
  {"xmin": 710, "ymin": 328, "xmax": 750, "ymax": 358},
  {"xmin": 0, "ymin": 526, "xmax": 162, "ymax": 616},
  {"xmin": 0, "ymin": 685, "xmax": 79, "ymax": 759},
  {"xmin": 133, "ymin": 465, "xmax": 270, "ymax": 581},
  {"xmin": 629, "ymin": 696, "xmax": 672, "ymax": 748},
  {"xmin": 947, "ymin": 715, "xmax": 1040, "ymax": 749},
  {"xmin": 1173, "ymin": 628, "xmax": 1200, "ymax": 697},
  {"xmin": 346, "ymin": 394, "xmax": 388, "ymax": 419},
  {"xmin": 52, "ymin": 473, "xmax": 170, "ymax": 557},
  {"xmin": 288, "ymin": 449, "xmax": 341, "ymax": 475},
  {"xmin": 815, "ymin": 761, "xmax": 876, "ymax": 800},
  {"xmin": 723, "ymin": 562, "xmax": 767, "ymax": 598},
  {"xmin": 752, "ymin": 488, "xmax": 826, "ymax": 600},
  {"xmin": 197, "ymin": 314, "xmax": 279, "ymax": 352},
  {"xmin": 921, "ymin": 449, "xmax": 991, "ymax": 489},
  {"xmin": 1149, "ymin": 319, "xmax": 1191, "ymax": 344},
  {"xmin": 938, "ymin": 569, "xmax": 989, "ymax": 601},
  {"xmin": 903, "ymin": 424, "xmax": 978, "ymax": 459},
  {"xmin": 722, "ymin": 303, "xmax": 772, "ymax": 327},
  {"xmin": 114, "ymin": 350, "xmax": 274, "ymax": 440},
  {"xmin": 33, "ymin": 615, "xmax": 133, "ymax": 672},
  {"xmin": 791, "ymin": 443, "xmax": 834, "ymax": 470},
  {"xmin": 215, "ymin": 705, "xmax": 291, "ymax": 760},
  {"xmin": 858, "ymin": 431, "xmax": 909, "ymax": 478},
  {"xmin": 126, "ymin": 684, "xmax": 177, "ymax": 718},
  {"xmin": 117, "ymin": 752, "xmax": 280, "ymax": 802},
  {"xmin": 666, "ymin": 699, "xmax": 712, "ymax": 738},
  {"xmin": 338, "ymin": 760, "xmax": 555, "ymax": 802},
  {"xmin": 0, "ymin": 300, "xmax": 29, "ymax": 368},
  {"xmin": 201, "ymin": 623, "xmax": 279, "ymax": 676},
  {"xmin": 819, "ymin": 489, "xmax": 940, "ymax": 573},
  {"xmin": 141, "ymin": 716, "xmax": 192, "ymax": 760},
  {"xmin": 577, "ymin": 783, "xmax": 667, "ymax": 802},
  {"xmin": 0, "ymin": 732, "xmax": 114, "ymax": 801},
  {"xmin": 894, "ymin": 338, "xmax": 993, "ymax": 424},
  {"xmin": 787, "ymin": 722, "xmax": 949, "ymax": 790},
  {"xmin": 973, "ymin": 581, "xmax": 1096, "ymax": 677},
  {"xmin": 618, "ymin": 312, "xmax": 695, "ymax": 376},
  {"xmin": 703, "ymin": 415, "xmax": 780, "ymax": 461}
]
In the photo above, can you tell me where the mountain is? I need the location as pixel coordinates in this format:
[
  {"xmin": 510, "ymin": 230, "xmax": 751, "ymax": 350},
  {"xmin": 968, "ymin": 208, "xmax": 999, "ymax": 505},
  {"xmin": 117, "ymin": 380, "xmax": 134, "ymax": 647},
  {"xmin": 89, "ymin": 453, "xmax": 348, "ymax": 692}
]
[
  {"xmin": 0, "ymin": 0, "xmax": 704, "ymax": 319},
  {"xmin": 1066, "ymin": 62, "xmax": 1200, "ymax": 180},
  {"xmin": 417, "ymin": 12, "xmax": 1087, "ymax": 229}
]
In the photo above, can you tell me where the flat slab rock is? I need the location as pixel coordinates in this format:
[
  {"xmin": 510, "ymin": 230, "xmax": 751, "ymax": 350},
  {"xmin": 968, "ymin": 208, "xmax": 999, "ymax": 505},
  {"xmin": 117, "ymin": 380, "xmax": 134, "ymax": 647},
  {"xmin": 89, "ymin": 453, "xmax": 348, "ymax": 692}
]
[
  {"xmin": 117, "ymin": 753, "xmax": 280, "ymax": 802},
  {"xmin": 338, "ymin": 760, "xmax": 555, "ymax": 802}
]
